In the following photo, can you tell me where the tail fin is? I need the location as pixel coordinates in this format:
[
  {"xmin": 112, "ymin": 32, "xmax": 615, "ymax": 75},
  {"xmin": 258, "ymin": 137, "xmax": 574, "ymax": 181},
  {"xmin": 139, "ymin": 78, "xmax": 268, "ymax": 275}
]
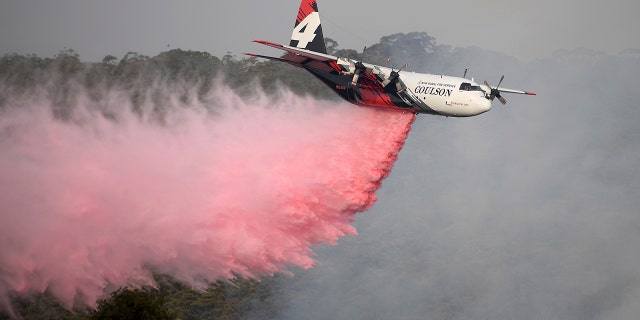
[{"xmin": 290, "ymin": 0, "xmax": 327, "ymax": 54}]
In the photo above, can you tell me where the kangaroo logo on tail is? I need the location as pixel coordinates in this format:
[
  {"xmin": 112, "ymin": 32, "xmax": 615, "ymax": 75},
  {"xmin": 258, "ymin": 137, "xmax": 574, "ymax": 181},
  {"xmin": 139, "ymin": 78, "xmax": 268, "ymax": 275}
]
[{"xmin": 290, "ymin": 0, "xmax": 327, "ymax": 54}]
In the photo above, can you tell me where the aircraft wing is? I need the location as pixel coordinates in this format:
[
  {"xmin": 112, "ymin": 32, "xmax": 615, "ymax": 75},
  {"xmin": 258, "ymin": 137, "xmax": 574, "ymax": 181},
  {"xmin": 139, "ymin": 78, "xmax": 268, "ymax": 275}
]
[
  {"xmin": 245, "ymin": 53, "xmax": 295, "ymax": 64},
  {"xmin": 250, "ymin": 40, "xmax": 338, "ymax": 62},
  {"xmin": 494, "ymin": 87, "xmax": 537, "ymax": 96}
]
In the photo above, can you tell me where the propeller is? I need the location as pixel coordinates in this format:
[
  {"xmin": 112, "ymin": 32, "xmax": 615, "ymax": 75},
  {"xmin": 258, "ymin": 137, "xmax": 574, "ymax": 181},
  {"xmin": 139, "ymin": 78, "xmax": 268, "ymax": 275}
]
[
  {"xmin": 484, "ymin": 75, "xmax": 507, "ymax": 105},
  {"xmin": 351, "ymin": 60, "xmax": 366, "ymax": 86},
  {"xmin": 384, "ymin": 57, "xmax": 408, "ymax": 93},
  {"xmin": 350, "ymin": 47, "xmax": 368, "ymax": 86}
]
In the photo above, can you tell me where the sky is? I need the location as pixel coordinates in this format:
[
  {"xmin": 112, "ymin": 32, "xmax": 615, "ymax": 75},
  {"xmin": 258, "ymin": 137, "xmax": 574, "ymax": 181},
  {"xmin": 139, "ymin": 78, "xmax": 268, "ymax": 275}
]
[{"xmin": 1, "ymin": 0, "xmax": 639, "ymax": 62}]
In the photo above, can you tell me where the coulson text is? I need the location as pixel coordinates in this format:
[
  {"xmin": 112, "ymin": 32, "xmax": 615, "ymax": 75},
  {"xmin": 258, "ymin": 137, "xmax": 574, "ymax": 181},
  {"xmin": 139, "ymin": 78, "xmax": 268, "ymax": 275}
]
[{"xmin": 414, "ymin": 86, "xmax": 452, "ymax": 97}]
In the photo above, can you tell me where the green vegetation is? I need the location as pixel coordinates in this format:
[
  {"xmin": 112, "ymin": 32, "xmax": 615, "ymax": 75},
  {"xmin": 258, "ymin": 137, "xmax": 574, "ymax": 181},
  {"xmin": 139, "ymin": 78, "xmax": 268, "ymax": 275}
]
[
  {"xmin": 0, "ymin": 275, "xmax": 288, "ymax": 320},
  {"xmin": 89, "ymin": 287, "xmax": 172, "ymax": 320},
  {"xmin": 0, "ymin": 47, "xmax": 334, "ymax": 112}
]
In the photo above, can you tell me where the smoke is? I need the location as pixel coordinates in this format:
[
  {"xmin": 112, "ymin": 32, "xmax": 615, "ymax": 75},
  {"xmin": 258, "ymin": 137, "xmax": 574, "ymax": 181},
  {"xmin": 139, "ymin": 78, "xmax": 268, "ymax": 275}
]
[
  {"xmin": 0, "ymin": 83, "xmax": 415, "ymax": 309},
  {"xmin": 277, "ymin": 50, "xmax": 640, "ymax": 320}
]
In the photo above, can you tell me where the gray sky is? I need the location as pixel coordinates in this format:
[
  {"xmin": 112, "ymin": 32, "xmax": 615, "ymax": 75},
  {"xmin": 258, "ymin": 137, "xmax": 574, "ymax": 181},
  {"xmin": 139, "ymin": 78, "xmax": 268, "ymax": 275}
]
[{"xmin": 1, "ymin": 0, "xmax": 639, "ymax": 61}]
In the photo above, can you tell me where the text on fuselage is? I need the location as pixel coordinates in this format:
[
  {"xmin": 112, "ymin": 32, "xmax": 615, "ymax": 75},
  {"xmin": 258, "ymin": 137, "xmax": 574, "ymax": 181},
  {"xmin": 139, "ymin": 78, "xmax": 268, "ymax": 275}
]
[{"xmin": 414, "ymin": 81, "xmax": 456, "ymax": 97}]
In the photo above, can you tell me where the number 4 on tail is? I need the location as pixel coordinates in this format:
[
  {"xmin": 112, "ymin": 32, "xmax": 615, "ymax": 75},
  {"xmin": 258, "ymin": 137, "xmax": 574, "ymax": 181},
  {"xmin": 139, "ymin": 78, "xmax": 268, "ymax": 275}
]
[{"xmin": 291, "ymin": 12, "xmax": 320, "ymax": 48}]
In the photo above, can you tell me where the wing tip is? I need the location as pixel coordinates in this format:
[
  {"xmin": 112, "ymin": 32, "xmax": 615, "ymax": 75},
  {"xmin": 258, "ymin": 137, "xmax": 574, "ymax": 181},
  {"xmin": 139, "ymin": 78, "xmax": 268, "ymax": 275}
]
[{"xmin": 252, "ymin": 40, "xmax": 283, "ymax": 47}]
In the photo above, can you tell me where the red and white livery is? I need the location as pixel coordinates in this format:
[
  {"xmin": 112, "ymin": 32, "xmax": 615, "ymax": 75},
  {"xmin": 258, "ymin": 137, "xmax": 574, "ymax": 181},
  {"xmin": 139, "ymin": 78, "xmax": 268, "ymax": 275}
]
[{"xmin": 248, "ymin": 0, "xmax": 535, "ymax": 117}]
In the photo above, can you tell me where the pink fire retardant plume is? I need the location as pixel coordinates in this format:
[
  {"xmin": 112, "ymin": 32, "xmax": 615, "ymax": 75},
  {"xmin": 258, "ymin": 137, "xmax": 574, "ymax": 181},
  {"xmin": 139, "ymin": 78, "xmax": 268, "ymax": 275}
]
[{"xmin": 0, "ymin": 85, "xmax": 414, "ymax": 308}]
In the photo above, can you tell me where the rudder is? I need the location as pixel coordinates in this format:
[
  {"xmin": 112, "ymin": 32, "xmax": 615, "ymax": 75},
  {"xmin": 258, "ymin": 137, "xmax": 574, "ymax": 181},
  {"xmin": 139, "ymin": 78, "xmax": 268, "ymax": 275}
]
[{"xmin": 290, "ymin": 0, "xmax": 327, "ymax": 54}]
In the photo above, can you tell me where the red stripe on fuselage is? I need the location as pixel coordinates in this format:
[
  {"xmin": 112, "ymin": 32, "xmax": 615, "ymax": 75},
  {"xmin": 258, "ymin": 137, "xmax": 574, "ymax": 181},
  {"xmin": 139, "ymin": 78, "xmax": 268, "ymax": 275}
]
[
  {"xmin": 328, "ymin": 61, "xmax": 342, "ymax": 72},
  {"xmin": 357, "ymin": 73, "xmax": 396, "ymax": 107}
]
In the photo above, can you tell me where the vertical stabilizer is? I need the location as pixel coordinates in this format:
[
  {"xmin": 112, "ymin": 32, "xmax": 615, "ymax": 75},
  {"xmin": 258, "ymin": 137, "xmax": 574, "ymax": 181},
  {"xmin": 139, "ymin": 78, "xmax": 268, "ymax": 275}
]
[{"xmin": 290, "ymin": 0, "xmax": 327, "ymax": 54}]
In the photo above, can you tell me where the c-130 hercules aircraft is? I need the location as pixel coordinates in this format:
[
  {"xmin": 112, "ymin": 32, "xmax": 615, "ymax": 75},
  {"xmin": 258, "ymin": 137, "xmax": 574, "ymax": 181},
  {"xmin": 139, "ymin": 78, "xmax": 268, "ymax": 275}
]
[{"xmin": 248, "ymin": 0, "xmax": 535, "ymax": 117}]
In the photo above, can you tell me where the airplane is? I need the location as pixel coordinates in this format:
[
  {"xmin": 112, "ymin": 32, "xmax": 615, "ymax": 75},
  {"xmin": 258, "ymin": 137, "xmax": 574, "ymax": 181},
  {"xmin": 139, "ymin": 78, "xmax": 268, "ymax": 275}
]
[{"xmin": 247, "ymin": 0, "xmax": 535, "ymax": 117}]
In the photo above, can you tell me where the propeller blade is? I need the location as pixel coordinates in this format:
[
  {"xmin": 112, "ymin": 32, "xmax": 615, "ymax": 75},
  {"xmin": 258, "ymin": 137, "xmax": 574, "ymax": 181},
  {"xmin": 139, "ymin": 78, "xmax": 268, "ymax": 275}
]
[
  {"xmin": 395, "ymin": 81, "xmax": 404, "ymax": 93},
  {"xmin": 351, "ymin": 73, "xmax": 360, "ymax": 86},
  {"xmin": 484, "ymin": 77, "xmax": 507, "ymax": 104},
  {"xmin": 496, "ymin": 75, "xmax": 504, "ymax": 89},
  {"xmin": 483, "ymin": 80, "xmax": 495, "ymax": 100},
  {"xmin": 351, "ymin": 61, "xmax": 366, "ymax": 86}
]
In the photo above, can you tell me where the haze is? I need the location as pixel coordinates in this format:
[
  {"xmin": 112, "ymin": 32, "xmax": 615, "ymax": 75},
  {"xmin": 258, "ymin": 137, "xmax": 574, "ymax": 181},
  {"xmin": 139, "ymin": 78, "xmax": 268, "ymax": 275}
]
[
  {"xmin": 1, "ymin": 1, "xmax": 639, "ymax": 319},
  {"xmin": 1, "ymin": 0, "xmax": 638, "ymax": 61}
]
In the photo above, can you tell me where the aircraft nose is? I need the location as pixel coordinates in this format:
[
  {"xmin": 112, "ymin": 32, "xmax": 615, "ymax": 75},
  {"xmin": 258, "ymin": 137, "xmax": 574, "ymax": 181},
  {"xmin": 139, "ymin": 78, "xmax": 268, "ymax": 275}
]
[
  {"xmin": 476, "ymin": 98, "xmax": 492, "ymax": 115},
  {"xmin": 482, "ymin": 99, "xmax": 492, "ymax": 112}
]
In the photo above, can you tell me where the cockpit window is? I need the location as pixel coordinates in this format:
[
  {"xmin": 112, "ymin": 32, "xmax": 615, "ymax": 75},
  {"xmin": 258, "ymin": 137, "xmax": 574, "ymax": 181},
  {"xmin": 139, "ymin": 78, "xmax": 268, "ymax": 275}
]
[{"xmin": 460, "ymin": 82, "xmax": 484, "ymax": 92}]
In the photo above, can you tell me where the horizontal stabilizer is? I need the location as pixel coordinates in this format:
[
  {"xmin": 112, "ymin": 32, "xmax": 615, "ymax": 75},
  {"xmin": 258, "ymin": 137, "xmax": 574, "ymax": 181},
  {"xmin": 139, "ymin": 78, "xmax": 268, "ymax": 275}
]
[
  {"xmin": 245, "ymin": 52, "xmax": 291, "ymax": 63},
  {"xmin": 252, "ymin": 40, "xmax": 337, "ymax": 62}
]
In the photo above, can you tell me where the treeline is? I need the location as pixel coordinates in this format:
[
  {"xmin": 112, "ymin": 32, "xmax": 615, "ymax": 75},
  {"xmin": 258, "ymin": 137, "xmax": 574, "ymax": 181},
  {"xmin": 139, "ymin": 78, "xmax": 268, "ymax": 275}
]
[
  {"xmin": 2, "ymin": 274, "xmax": 288, "ymax": 320},
  {"xmin": 0, "ymin": 47, "xmax": 340, "ymax": 122},
  {"xmin": 0, "ymin": 46, "xmax": 335, "ymax": 97},
  {"xmin": 0, "ymin": 32, "xmax": 448, "ymax": 117}
]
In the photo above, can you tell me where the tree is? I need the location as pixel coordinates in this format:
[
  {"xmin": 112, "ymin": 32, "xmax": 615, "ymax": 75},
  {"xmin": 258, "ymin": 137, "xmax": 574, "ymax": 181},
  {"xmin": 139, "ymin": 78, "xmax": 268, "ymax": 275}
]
[
  {"xmin": 324, "ymin": 37, "xmax": 339, "ymax": 55},
  {"xmin": 365, "ymin": 32, "xmax": 436, "ymax": 71},
  {"xmin": 101, "ymin": 55, "xmax": 118, "ymax": 65},
  {"xmin": 89, "ymin": 287, "xmax": 173, "ymax": 320}
]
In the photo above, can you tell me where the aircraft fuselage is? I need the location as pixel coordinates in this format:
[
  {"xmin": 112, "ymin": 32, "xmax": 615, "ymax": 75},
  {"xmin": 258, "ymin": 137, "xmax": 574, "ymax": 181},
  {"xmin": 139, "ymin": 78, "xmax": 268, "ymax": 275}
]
[
  {"xmin": 302, "ymin": 59, "xmax": 491, "ymax": 117},
  {"xmin": 248, "ymin": 0, "xmax": 533, "ymax": 117}
]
